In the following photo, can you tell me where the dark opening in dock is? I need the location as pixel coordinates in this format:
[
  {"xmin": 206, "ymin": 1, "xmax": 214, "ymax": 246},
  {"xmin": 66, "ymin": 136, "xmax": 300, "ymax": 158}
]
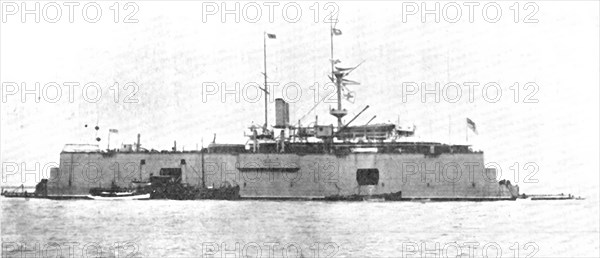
[{"xmin": 356, "ymin": 169, "xmax": 379, "ymax": 185}]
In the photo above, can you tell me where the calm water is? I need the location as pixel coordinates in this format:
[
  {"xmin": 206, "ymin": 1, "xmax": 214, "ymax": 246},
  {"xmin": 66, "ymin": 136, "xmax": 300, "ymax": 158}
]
[{"xmin": 1, "ymin": 197, "xmax": 598, "ymax": 257}]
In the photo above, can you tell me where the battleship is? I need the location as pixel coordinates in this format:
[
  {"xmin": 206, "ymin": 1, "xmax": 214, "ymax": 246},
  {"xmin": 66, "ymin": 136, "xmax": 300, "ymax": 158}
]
[{"xmin": 26, "ymin": 24, "xmax": 529, "ymax": 201}]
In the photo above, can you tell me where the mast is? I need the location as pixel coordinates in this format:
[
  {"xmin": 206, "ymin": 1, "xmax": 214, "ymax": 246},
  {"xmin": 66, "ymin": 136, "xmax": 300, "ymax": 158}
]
[
  {"xmin": 201, "ymin": 149, "xmax": 205, "ymax": 188},
  {"xmin": 263, "ymin": 32, "xmax": 268, "ymax": 130},
  {"xmin": 261, "ymin": 32, "xmax": 277, "ymax": 132},
  {"xmin": 330, "ymin": 21, "xmax": 334, "ymax": 80},
  {"xmin": 335, "ymin": 74, "xmax": 343, "ymax": 128},
  {"xmin": 333, "ymin": 21, "xmax": 342, "ymax": 128},
  {"xmin": 329, "ymin": 21, "xmax": 346, "ymax": 129}
]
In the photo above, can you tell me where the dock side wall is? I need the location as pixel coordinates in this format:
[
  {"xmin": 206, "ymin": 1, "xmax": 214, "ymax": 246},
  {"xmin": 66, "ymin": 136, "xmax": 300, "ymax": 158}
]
[{"xmin": 48, "ymin": 152, "xmax": 514, "ymax": 199}]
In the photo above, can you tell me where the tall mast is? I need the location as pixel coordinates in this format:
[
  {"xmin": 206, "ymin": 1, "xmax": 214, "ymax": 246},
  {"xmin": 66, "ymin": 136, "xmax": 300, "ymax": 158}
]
[
  {"xmin": 330, "ymin": 22, "xmax": 334, "ymax": 79},
  {"xmin": 263, "ymin": 32, "xmax": 268, "ymax": 130},
  {"xmin": 332, "ymin": 22, "xmax": 342, "ymax": 128},
  {"xmin": 329, "ymin": 21, "xmax": 346, "ymax": 129}
]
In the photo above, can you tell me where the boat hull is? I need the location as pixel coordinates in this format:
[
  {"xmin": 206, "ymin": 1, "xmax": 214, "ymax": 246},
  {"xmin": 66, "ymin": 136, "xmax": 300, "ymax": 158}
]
[{"xmin": 87, "ymin": 193, "xmax": 150, "ymax": 200}]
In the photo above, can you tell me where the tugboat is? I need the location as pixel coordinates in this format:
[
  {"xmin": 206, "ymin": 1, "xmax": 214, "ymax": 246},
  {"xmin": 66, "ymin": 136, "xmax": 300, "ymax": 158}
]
[{"xmin": 143, "ymin": 169, "xmax": 240, "ymax": 200}]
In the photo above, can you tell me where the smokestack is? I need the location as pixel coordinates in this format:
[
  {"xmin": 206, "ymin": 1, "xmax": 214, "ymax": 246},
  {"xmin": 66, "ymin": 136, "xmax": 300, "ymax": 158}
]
[
  {"xmin": 275, "ymin": 98, "xmax": 290, "ymax": 128},
  {"xmin": 136, "ymin": 133, "xmax": 141, "ymax": 152},
  {"xmin": 173, "ymin": 141, "xmax": 177, "ymax": 152}
]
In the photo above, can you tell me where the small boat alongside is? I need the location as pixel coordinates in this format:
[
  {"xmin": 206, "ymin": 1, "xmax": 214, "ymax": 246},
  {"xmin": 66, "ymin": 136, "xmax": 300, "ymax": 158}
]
[
  {"xmin": 88, "ymin": 181, "xmax": 150, "ymax": 200},
  {"xmin": 363, "ymin": 197, "xmax": 385, "ymax": 202},
  {"xmin": 518, "ymin": 193, "xmax": 584, "ymax": 201},
  {"xmin": 87, "ymin": 192, "xmax": 150, "ymax": 200}
]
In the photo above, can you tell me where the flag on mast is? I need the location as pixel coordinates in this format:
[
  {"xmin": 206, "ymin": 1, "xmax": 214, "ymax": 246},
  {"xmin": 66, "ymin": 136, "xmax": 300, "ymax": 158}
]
[
  {"xmin": 332, "ymin": 28, "xmax": 342, "ymax": 36},
  {"xmin": 466, "ymin": 118, "xmax": 478, "ymax": 135},
  {"xmin": 266, "ymin": 33, "xmax": 276, "ymax": 39},
  {"xmin": 344, "ymin": 91, "xmax": 355, "ymax": 103}
]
